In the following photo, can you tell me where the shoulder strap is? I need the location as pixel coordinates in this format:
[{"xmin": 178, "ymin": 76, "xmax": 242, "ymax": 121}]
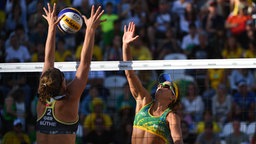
[{"xmin": 160, "ymin": 108, "xmax": 172, "ymax": 121}]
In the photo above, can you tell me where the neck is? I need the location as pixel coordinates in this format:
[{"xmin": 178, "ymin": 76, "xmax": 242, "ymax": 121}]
[{"xmin": 152, "ymin": 101, "xmax": 169, "ymax": 112}]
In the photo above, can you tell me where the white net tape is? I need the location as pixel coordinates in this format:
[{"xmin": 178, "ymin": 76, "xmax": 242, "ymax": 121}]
[{"xmin": 0, "ymin": 58, "xmax": 256, "ymax": 72}]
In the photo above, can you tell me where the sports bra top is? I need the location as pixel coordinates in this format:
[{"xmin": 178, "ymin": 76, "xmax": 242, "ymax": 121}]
[
  {"xmin": 36, "ymin": 99, "xmax": 79, "ymax": 134},
  {"xmin": 133, "ymin": 102, "xmax": 173, "ymax": 144}
]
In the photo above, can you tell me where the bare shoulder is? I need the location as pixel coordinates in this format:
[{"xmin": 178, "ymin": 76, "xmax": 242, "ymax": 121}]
[
  {"xmin": 166, "ymin": 112, "xmax": 181, "ymax": 125},
  {"xmin": 65, "ymin": 81, "xmax": 84, "ymax": 102}
]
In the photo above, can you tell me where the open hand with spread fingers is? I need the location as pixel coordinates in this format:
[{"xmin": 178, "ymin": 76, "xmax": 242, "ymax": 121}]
[
  {"xmin": 82, "ymin": 5, "xmax": 105, "ymax": 30},
  {"xmin": 122, "ymin": 22, "xmax": 139, "ymax": 45}
]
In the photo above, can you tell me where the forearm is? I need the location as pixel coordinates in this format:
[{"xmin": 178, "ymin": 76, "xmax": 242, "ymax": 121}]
[
  {"xmin": 123, "ymin": 42, "xmax": 136, "ymax": 78},
  {"xmin": 122, "ymin": 42, "xmax": 147, "ymax": 99},
  {"xmin": 80, "ymin": 29, "xmax": 95, "ymax": 65},
  {"xmin": 44, "ymin": 26, "xmax": 56, "ymax": 69},
  {"xmin": 122, "ymin": 43, "xmax": 132, "ymax": 61}
]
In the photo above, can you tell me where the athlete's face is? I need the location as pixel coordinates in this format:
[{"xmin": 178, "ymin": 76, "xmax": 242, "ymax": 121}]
[
  {"xmin": 156, "ymin": 81, "xmax": 175, "ymax": 100},
  {"xmin": 157, "ymin": 81, "xmax": 175, "ymax": 95},
  {"xmin": 157, "ymin": 73, "xmax": 177, "ymax": 101}
]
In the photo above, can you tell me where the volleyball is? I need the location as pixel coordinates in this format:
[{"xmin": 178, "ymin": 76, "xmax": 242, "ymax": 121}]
[{"xmin": 57, "ymin": 7, "xmax": 83, "ymax": 34}]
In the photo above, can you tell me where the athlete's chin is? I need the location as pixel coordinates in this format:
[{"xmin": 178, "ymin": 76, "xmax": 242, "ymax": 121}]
[
  {"xmin": 156, "ymin": 88, "xmax": 164, "ymax": 94},
  {"xmin": 155, "ymin": 91, "xmax": 162, "ymax": 99}
]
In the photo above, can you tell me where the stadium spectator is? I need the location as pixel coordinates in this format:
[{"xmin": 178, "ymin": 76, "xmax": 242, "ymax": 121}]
[
  {"xmin": 229, "ymin": 79, "xmax": 256, "ymax": 121},
  {"xmin": 171, "ymin": 0, "xmax": 189, "ymax": 20},
  {"xmin": 181, "ymin": 22, "xmax": 199, "ymax": 56},
  {"xmin": 130, "ymin": 36, "xmax": 152, "ymax": 60},
  {"xmin": 82, "ymin": 98, "xmax": 113, "ymax": 136},
  {"xmin": 156, "ymin": 27, "xmax": 182, "ymax": 60},
  {"xmin": 195, "ymin": 121, "xmax": 221, "ymax": 144},
  {"xmin": 4, "ymin": 1, "xmax": 28, "ymax": 34},
  {"xmin": 188, "ymin": 32, "xmax": 210, "ymax": 59},
  {"xmin": 100, "ymin": 2, "xmax": 119, "ymax": 48},
  {"xmin": 225, "ymin": 3, "xmax": 251, "ymax": 47},
  {"xmin": 229, "ymin": 69, "xmax": 255, "ymax": 93},
  {"xmin": 28, "ymin": 2, "xmax": 44, "ymax": 35},
  {"xmin": 221, "ymin": 35, "xmax": 244, "ymax": 59},
  {"xmin": 181, "ymin": 120, "xmax": 197, "ymax": 144},
  {"xmin": 75, "ymin": 31, "xmax": 103, "ymax": 61},
  {"xmin": 29, "ymin": 20, "xmax": 48, "ymax": 48},
  {"xmin": 5, "ymin": 32, "xmax": 31, "ymax": 62},
  {"xmin": 181, "ymin": 81, "xmax": 204, "ymax": 122},
  {"xmin": 179, "ymin": 2, "xmax": 200, "ymax": 38},
  {"xmin": 31, "ymin": 43, "xmax": 45, "ymax": 62},
  {"xmin": 207, "ymin": 27, "xmax": 226, "ymax": 59},
  {"xmin": 1, "ymin": 118, "xmax": 30, "ymax": 144},
  {"xmin": 195, "ymin": 110, "xmax": 221, "ymax": 135},
  {"xmin": 54, "ymin": 38, "xmax": 73, "ymax": 62},
  {"xmin": 115, "ymin": 82, "xmax": 136, "ymax": 111},
  {"xmin": 205, "ymin": 69, "xmax": 227, "ymax": 93},
  {"xmin": 103, "ymin": 34, "xmax": 122, "ymax": 61},
  {"xmin": 147, "ymin": 0, "xmax": 173, "ymax": 51},
  {"xmin": 211, "ymin": 83, "xmax": 232, "ymax": 123},
  {"xmin": 201, "ymin": 0, "xmax": 225, "ymax": 37},
  {"xmin": 114, "ymin": 120, "xmax": 133, "ymax": 144},
  {"xmin": 243, "ymin": 40, "xmax": 256, "ymax": 58},
  {"xmin": 225, "ymin": 119, "xmax": 250, "ymax": 144},
  {"xmin": 119, "ymin": 0, "xmax": 148, "ymax": 30},
  {"xmin": 79, "ymin": 85, "xmax": 107, "ymax": 122},
  {"xmin": 84, "ymin": 115, "xmax": 114, "ymax": 144}
]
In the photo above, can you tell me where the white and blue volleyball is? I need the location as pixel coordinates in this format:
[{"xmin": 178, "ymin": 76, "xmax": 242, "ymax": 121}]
[{"xmin": 57, "ymin": 7, "xmax": 83, "ymax": 34}]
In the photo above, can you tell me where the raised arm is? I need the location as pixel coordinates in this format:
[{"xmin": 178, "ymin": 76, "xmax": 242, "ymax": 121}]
[
  {"xmin": 122, "ymin": 22, "xmax": 152, "ymax": 111},
  {"xmin": 68, "ymin": 6, "xmax": 104, "ymax": 99},
  {"xmin": 41, "ymin": 3, "xmax": 61, "ymax": 74}
]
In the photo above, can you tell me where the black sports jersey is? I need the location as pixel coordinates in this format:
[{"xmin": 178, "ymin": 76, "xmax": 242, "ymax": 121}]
[{"xmin": 36, "ymin": 100, "xmax": 79, "ymax": 134}]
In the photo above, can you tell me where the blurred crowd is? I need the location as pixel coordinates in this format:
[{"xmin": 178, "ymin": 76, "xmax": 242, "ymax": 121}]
[{"xmin": 1, "ymin": 0, "xmax": 256, "ymax": 144}]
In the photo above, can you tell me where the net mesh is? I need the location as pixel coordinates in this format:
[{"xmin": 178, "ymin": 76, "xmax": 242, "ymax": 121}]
[{"xmin": 0, "ymin": 59, "xmax": 255, "ymax": 143}]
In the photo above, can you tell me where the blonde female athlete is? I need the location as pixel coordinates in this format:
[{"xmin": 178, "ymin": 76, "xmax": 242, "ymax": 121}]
[
  {"xmin": 122, "ymin": 22, "xmax": 183, "ymax": 144},
  {"xmin": 36, "ymin": 3, "xmax": 104, "ymax": 144}
]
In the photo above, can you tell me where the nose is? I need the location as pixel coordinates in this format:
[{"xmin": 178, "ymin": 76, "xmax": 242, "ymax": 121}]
[{"xmin": 158, "ymin": 84, "xmax": 164, "ymax": 88}]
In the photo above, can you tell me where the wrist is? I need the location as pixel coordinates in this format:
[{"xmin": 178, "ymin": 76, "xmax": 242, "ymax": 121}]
[
  {"xmin": 86, "ymin": 28, "xmax": 96, "ymax": 33},
  {"xmin": 123, "ymin": 42, "xmax": 130, "ymax": 46},
  {"xmin": 48, "ymin": 26, "xmax": 56, "ymax": 31},
  {"xmin": 85, "ymin": 29, "xmax": 95, "ymax": 36}
]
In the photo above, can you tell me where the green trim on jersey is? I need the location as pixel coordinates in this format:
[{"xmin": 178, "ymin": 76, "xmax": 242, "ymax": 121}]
[{"xmin": 133, "ymin": 102, "xmax": 172, "ymax": 143}]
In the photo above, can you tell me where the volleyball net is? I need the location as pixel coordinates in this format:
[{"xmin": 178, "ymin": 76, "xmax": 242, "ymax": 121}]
[
  {"xmin": 0, "ymin": 59, "xmax": 256, "ymax": 141},
  {"xmin": 0, "ymin": 58, "xmax": 256, "ymax": 72}
]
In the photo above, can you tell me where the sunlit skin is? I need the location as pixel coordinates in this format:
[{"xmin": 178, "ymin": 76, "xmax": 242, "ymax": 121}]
[
  {"xmin": 36, "ymin": 3, "xmax": 104, "ymax": 144},
  {"xmin": 122, "ymin": 22, "xmax": 183, "ymax": 144},
  {"xmin": 132, "ymin": 81, "xmax": 178, "ymax": 144},
  {"xmin": 156, "ymin": 81, "xmax": 176, "ymax": 100}
]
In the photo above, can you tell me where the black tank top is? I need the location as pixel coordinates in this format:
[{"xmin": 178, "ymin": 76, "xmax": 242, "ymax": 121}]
[{"xmin": 36, "ymin": 100, "xmax": 79, "ymax": 134}]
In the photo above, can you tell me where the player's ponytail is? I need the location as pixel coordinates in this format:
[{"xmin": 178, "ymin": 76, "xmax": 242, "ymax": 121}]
[{"xmin": 38, "ymin": 68, "xmax": 63, "ymax": 104}]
